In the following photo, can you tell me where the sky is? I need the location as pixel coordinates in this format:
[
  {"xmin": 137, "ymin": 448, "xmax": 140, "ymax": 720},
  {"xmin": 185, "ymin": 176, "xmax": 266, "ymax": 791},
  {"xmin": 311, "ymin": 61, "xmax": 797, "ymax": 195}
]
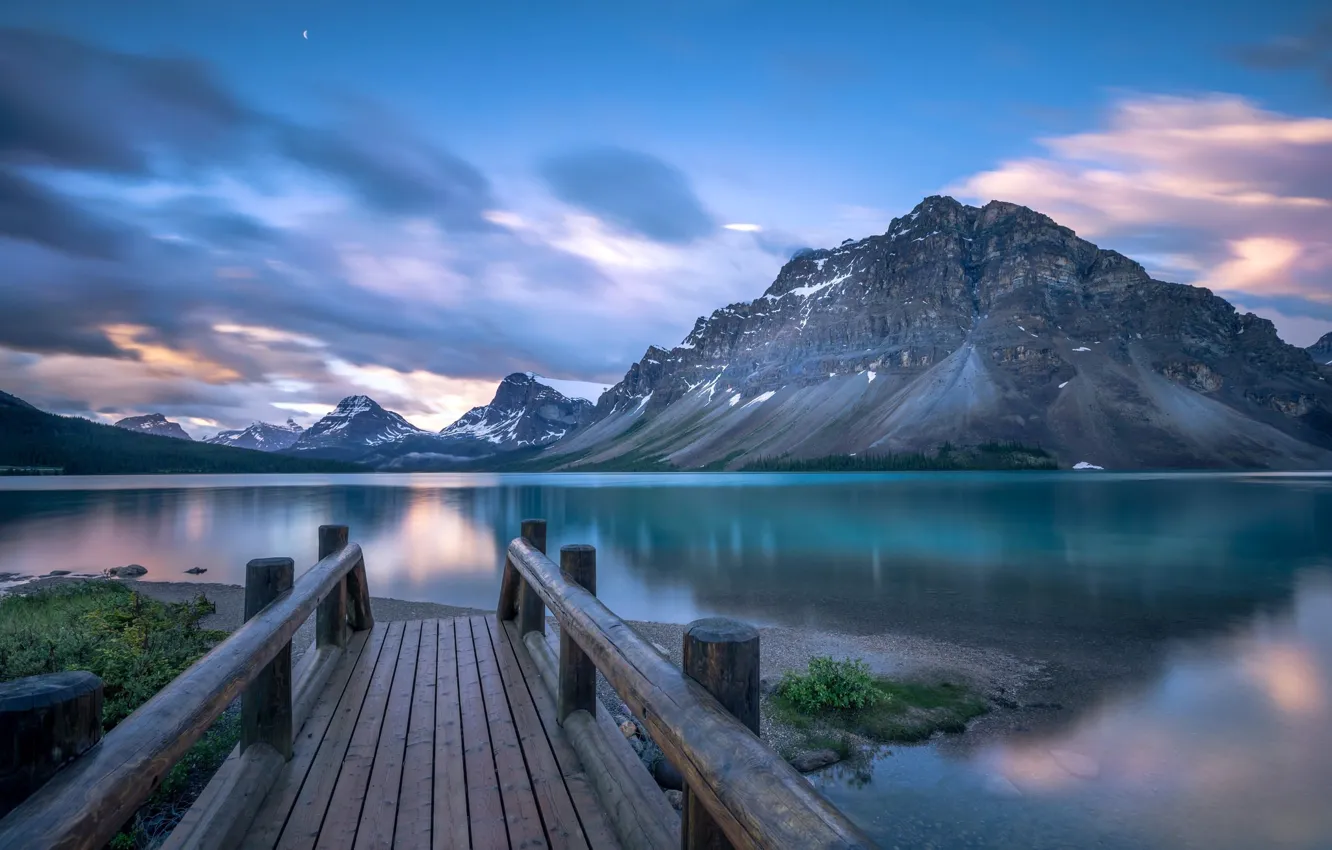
[{"xmin": 1, "ymin": 0, "xmax": 1330, "ymax": 435}]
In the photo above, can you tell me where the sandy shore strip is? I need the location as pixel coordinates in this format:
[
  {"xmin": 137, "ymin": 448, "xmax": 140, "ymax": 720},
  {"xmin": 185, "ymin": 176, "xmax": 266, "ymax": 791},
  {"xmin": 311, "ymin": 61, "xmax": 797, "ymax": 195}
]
[{"xmin": 4, "ymin": 575, "xmax": 1057, "ymax": 756}]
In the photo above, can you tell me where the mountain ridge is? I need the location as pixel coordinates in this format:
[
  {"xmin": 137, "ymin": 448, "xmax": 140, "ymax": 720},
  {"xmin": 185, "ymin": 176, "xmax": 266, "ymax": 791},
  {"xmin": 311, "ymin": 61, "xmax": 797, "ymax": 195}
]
[{"xmin": 543, "ymin": 195, "xmax": 1332, "ymax": 471}]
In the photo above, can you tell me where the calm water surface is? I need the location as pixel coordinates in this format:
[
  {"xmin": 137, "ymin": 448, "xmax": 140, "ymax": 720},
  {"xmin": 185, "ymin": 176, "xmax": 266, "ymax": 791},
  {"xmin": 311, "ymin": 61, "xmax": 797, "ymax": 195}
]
[{"xmin": 1, "ymin": 471, "xmax": 1330, "ymax": 849}]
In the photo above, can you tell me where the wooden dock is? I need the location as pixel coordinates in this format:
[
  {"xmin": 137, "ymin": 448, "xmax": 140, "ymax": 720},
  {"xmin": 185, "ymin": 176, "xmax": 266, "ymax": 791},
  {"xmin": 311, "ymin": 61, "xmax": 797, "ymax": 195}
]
[
  {"xmin": 221, "ymin": 615, "xmax": 620, "ymax": 849},
  {"xmin": 0, "ymin": 521, "xmax": 874, "ymax": 850}
]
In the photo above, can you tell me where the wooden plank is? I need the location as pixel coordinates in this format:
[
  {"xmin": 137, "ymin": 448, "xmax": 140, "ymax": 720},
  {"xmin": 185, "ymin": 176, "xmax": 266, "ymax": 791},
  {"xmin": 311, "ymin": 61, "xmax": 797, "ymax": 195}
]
[
  {"xmin": 433, "ymin": 619, "xmax": 468, "ymax": 850},
  {"xmin": 471, "ymin": 615, "xmax": 547, "ymax": 849},
  {"xmin": 499, "ymin": 621, "xmax": 625, "ymax": 850},
  {"xmin": 352, "ymin": 621, "xmax": 422, "ymax": 850},
  {"xmin": 457, "ymin": 617, "xmax": 507, "ymax": 850},
  {"xmin": 313, "ymin": 621, "xmax": 406, "ymax": 850},
  {"xmin": 526, "ymin": 632, "xmax": 675, "ymax": 850},
  {"xmin": 484, "ymin": 617, "xmax": 593, "ymax": 850},
  {"xmin": 507, "ymin": 539, "xmax": 873, "ymax": 850},
  {"xmin": 0, "ymin": 543, "xmax": 367, "ymax": 850},
  {"xmin": 394, "ymin": 619, "xmax": 437, "ymax": 850},
  {"xmin": 243, "ymin": 630, "xmax": 373, "ymax": 850}
]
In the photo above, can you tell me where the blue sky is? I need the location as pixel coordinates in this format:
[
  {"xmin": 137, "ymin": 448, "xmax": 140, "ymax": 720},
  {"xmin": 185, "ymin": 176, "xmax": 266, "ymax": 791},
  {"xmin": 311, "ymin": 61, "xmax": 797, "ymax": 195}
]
[{"xmin": 1, "ymin": 0, "xmax": 1329, "ymax": 432}]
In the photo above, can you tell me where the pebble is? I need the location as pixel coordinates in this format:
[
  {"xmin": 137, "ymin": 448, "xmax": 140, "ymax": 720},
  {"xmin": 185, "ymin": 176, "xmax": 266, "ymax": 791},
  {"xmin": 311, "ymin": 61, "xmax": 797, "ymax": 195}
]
[
  {"xmin": 789, "ymin": 749, "xmax": 841, "ymax": 773},
  {"xmin": 619, "ymin": 720, "xmax": 638, "ymax": 739},
  {"xmin": 664, "ymin": 789, "xmax": 683, "ymax": 811}
]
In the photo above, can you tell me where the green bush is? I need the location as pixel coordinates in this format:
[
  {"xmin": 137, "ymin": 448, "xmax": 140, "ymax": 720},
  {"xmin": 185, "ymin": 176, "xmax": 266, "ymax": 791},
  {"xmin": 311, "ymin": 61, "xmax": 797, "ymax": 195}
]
[
  {"xmin": 777, "ymin": 656, "xmax": 880, "ymax": 713},
  {"xmin": 0, "ymin": 582, "xmax": 237, "ymax": 848}
]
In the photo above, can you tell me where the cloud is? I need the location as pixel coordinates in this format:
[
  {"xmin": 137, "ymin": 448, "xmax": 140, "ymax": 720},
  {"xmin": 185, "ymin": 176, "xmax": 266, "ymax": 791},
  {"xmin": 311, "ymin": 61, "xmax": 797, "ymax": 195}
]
[
  {"xmin": 0, "ymin": 170, "xmax": 133, "ymax": 257},
  {"xmin": 1226, "ymin": 16, "xmax": 1332, "ymax": 85},
  {"xmin": 950, "ymin": 94, "xmax": 1332, "ymax": 347},
  {"xmin": 538, "ymin": 147, "xmax": 716, "ymax": 243},
  {"xmin": 0, "ymin": 27, "xmax": 250, "ymax": 175}
]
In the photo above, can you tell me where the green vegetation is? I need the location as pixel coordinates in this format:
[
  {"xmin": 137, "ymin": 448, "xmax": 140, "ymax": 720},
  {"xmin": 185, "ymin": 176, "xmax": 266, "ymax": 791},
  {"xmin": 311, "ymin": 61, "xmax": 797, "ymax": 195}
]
[
  {"xmin": 0, "ymin": 582, "xmax": 237, "ymax": 847},
  {"xmin": 0, "ymin": 398, "xmax": 361, "ymax": 474},
  {"xmin": 771, "ymin": 655, "xmax": 989, "ymax": 745},
  {"xmin": 743, "ymin": 441, "xmax": 1058, "ymax": 472},
  {"xmin": 777, "ymin": 657, "xmax": 880, "ymax": 713}
]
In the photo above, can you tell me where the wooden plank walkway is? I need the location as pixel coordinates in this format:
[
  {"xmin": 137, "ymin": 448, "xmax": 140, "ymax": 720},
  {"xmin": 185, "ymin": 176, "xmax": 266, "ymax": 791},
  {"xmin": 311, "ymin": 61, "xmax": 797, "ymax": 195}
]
[{"xmin": 240, "ymin": 616, "xmax": 623, "ymax": 850}]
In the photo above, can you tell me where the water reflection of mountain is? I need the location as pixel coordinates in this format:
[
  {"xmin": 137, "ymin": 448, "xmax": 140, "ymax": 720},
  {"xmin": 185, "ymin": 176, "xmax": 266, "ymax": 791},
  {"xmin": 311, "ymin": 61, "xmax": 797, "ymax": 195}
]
[{"xmin": 1, "ymin": 475, "xmax": 1328, "ymax": 657}]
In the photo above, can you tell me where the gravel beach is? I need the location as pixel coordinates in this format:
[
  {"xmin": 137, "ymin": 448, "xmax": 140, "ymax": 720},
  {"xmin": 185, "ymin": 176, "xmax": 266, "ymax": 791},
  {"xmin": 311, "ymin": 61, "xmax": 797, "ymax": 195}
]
[{"xmin": 3, "ymin": 574, "xmax": 1063, "ymax": 757}]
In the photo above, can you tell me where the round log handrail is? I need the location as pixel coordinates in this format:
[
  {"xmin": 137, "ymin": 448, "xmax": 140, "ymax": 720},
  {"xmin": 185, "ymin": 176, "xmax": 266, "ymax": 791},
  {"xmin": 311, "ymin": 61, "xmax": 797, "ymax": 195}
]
[
  {"xmin": 505, "ymin": 537, "xmax": 875, "ymax": 850},
  {"xmin": 0, "ymin": 543, "xmax": 368, "ymax": 850}
]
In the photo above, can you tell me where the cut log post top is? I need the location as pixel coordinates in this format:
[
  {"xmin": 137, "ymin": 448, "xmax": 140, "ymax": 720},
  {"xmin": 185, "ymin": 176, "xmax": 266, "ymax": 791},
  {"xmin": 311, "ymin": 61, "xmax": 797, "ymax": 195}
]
[
  {"xmin": 682, "ymin": 618, "xmax": 761, "ymax": 850},
  {"xmin": 0, "ymin": 672, "xmax": 104, "ymax": 819}
]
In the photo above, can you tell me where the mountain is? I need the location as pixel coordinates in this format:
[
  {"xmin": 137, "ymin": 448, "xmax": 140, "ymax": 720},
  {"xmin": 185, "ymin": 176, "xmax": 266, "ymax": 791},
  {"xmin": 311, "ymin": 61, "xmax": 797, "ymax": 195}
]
[
  {"xmin": 114, "ymin": 413, "xmax": 192, "ymax": 441},
  {"xmin": 539, "ymin": 196, "xmax": 1332, "ymax": 471},
  {"xmin": 1310, "ymin": 333, "xmax": 1332, "ymax": 366},
  {"xmin": 286, "ymin": 395, "xmax": 426, "ymax": 461},
  {"xmin": 204, "ymin": 418, "xmax": 304, "ymax": 452},
  {"xmin": 0, "ymin": 391, "xmax": 359, "ymax": 475},
  {"xmin": 439, "ymin": 373, "xmax": 596, "ymax": 448}
]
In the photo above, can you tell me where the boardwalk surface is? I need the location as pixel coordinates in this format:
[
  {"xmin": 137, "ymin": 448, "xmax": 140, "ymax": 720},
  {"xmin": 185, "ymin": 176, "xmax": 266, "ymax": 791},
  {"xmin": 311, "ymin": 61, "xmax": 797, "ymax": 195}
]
[{"xmin": 240, "ymin": 616, "xmax": 622, "ymax": 850}]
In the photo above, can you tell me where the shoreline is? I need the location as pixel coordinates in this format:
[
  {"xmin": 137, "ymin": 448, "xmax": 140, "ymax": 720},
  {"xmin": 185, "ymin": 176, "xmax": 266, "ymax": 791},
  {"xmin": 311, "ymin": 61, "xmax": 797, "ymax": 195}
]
[{"xmin": 5, "ymin": 574, "xmax": 1070, "ymax": 763}]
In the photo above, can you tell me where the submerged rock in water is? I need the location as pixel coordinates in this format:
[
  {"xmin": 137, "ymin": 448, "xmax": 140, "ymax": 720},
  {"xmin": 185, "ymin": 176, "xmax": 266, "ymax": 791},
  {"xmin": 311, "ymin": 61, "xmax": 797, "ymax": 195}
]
[
  {"xmin": 46, "ymin": 570, "xmax": 72, "ymax": 576},
  {"xmin": 108, "ymin": 564, "xmax": 147, "ymax": 578},
  {"xmin": 184, "ymin": 567, "xmax": 207, "ymax": 575},
  {"xmin": 789, "ymin": 749, "xmax": 841, "ymax": 772}
]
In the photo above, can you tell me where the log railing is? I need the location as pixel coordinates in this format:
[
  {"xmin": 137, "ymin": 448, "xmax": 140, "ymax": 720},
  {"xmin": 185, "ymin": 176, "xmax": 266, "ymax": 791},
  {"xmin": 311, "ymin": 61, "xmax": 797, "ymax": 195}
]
[
  {"xmin": 0, "ymin": 524, "xmax": 373, "ymax": 850},
  {"xmin": 498, "ymin": 519, "xmax": 874, "ymax": 850}
]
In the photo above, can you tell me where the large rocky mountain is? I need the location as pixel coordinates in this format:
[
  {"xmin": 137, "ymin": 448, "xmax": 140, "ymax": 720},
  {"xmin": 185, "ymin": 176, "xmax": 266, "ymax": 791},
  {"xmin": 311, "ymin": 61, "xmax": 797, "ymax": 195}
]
[
  {"xmin": 204, "ymin": 419, "xmax": 304, "ymax": 452},
  {"xmin": 113, "ymin": 413, "xmax": 192, "ymax": 441},
  {"xmin": 1310, "ymin": 333, "xmax": 1332, "ymax": 367},
  {"xmin": 541, "ymin": 196, "xmax": 1332, "ymax": 470},
  {"xmin": 440, "ymin": 373, "xmax": 596, "ymax": 447},
  {"xmin": 287, "ymin": 396, "xmax": 426, "ymax": 460}
]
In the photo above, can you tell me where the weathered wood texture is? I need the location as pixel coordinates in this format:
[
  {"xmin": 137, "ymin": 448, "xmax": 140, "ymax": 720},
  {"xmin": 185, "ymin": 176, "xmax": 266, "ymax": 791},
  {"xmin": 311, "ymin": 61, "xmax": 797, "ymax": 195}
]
[
  {"xmin": 506, "ymin": 538, "xmax": 874, "ymax": 850},
  {"xmin": 226, "ymin": 617, "xmax": 621, "ymax": 850},
  {"xmin": 0, "ymin": 542, "xmax": 366, "ymax": 850},
  {"xmin": 517, "ymin": 518, "xmax": 548, "ymax": 636},
  {"xmin": 347, "ymin": 556, "xmax": 374, "ymax": 632},
  {"xmin": 681, "ymin": 619, "xmax": 761, "ymax": 850},
  {"xmin": 523, "ymin": 629, "xmax": 679, "ymax": 850},
  {"xmin": 243, "ymin": 558, "xmax": 295, "ymax": 760},
  {"xmin": 317, "ymin": 525, "xmax": 350, "ymax": 649},
  {"xmin": 557, "ymin": 545, "xmax": 597, "ymax": 724},
  {"xmin": 0, "ymin": 672, "xmax": 103, "ymax": 818}
]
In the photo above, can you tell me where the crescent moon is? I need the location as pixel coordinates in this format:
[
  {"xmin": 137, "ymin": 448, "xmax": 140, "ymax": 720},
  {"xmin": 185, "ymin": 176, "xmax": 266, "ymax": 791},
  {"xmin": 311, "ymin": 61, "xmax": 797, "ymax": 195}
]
[{"xmin": 302, "ymin": 30, "xmax": 308, "ymax": 39}]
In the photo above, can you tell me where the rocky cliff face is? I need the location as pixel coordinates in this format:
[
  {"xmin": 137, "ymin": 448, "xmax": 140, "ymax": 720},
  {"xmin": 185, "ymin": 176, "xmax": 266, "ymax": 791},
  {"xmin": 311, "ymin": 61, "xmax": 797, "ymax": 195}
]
[
  {"xmin": 1310, "ymin": 333, "xmax": 1332, "ymax": 366},
  {"xmin": 205, "ymin": 419, "xmax": 304, "ymax": 452},
  {"xmin": 549, "ymin": 196, "xmax": 1332, "ymax": 470},
  {"xmin": 113, "ymin": 413, "xmax": 192, "ymax": 441},
  {"xmin": 440, "ymin": 373, "xmax": 595, "ymax": 448}
]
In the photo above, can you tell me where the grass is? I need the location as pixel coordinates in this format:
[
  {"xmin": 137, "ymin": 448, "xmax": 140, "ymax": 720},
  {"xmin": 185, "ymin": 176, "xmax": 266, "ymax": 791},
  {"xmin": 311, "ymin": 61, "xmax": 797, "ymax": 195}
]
[
  {"xmin": 0, "ymin": 582, "xmax": 237, "ymax": 848},
  {"xmin": 770, "ymin": 656, "xmax": 990, "ymax": 749}
]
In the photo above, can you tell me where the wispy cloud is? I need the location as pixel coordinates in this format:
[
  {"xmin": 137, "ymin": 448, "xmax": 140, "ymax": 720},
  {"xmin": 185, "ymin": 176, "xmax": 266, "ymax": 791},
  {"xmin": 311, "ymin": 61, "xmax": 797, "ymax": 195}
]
[{"xmin": 951, "ymin": 94, "xmax": 1332, "ymax": 346}]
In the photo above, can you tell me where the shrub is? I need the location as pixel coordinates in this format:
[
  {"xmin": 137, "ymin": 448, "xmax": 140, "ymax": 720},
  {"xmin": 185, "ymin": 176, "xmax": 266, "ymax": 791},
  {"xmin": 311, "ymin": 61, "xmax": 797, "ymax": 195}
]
[{"xmin": 777, "ymin": 656, "xmax": 880, "ymax": 713}]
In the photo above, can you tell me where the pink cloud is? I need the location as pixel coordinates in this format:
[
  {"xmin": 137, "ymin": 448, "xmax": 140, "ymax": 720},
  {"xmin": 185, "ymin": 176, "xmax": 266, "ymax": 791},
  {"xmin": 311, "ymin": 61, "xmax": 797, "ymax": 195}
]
[{"xmin": 950, "ymin": 94, "xmax": 1332, "ymax": 346}]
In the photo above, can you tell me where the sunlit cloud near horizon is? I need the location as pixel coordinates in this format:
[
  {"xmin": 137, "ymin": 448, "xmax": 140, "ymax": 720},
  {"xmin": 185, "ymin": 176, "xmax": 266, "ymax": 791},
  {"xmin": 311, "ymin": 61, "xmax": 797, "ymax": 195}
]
[{"xmin": 0, "ymin": 4, "xmax": 1329, "ymax": 436}]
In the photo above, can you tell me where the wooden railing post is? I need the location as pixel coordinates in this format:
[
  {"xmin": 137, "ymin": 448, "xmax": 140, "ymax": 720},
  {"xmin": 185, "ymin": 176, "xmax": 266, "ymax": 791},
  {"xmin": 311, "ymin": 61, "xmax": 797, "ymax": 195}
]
[
  {"xmin": 243, "ymin": 557, "xmax": 294, "ymax": 760},
  {"xmin": 0, "ymin": 672, "xmax": 103, "ymax": 819},
  {"xmin": 557, "ymin": 545, "xmax": 597, "ymax": 725},
  {"xmin": 517, "ymin": 518, "xmax": 547, "ymax": 636},
  {"xmin": 316, "ymin": 525, "xmax": 349, "ymax": 649},
  {"xmin": 680, "ymin": 618, "xmax": 760, "ymax": 850},
  {"xmin": 346, "ymin": 554, "xmax": 374, "ymax": 633}
]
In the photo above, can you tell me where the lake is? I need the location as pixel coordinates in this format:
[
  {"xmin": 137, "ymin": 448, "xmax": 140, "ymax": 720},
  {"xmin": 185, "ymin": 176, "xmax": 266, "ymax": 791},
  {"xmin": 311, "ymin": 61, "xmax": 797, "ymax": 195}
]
[{"xmin": 1, "ymin": 471, "xmax": 1330, "ymax": 849}]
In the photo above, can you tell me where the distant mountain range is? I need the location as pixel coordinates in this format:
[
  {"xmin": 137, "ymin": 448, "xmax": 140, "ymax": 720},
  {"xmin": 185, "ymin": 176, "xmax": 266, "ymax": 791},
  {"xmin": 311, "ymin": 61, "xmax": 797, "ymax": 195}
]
[
  {"xmin": 204, "ymin": 419, "xmax": 304, "ymax": 451},
  {"xmin": 0, "ymin": 393, "xmax": 355, "ymax": 475},
  {"xmin": 8, "ymin": 196, "xmax": 1331, "ymax": 473}
]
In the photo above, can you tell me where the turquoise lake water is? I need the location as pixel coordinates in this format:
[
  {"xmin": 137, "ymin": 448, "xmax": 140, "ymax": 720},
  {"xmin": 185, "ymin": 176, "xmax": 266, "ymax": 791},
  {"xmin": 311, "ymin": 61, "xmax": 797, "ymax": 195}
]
[{"xmin": 1, "ymin": 471, "xmax": 1329, "ymax": 848}]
